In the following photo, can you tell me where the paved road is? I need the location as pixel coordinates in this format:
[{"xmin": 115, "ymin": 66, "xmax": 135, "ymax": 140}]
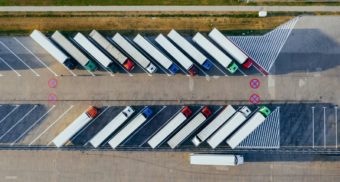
[
  {"xmin": 0, "ymin": 6, "xmax": 340, "ymax": 12},
  {"xmin": 0, "ymin": 150, "xmax": 339, "ymax": 182}
]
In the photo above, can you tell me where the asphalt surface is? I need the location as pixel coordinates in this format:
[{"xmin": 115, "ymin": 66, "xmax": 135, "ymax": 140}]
[{"xmin": 1, "ymin": 6, "xmax": 340, "ymax": 12}]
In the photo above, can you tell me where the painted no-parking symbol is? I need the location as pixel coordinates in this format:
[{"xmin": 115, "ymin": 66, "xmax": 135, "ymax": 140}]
[
  {"xmin": 48, "ymin": 78, "xmax": 58, "ymax": 88},
  {"xmin": 249, "ymin": 94, "xmax": 260, "ymax": 104},
  {"xmin": 249, "ymin": 78, "xmax": 260, "ymax": 89},
  {"xmin": 48, "ymin": 93, "xmax": 57, "ymax": 104}
]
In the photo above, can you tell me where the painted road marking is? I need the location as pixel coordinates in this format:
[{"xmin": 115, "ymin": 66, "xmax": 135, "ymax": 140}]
[
  {"xmin": 238, "ymin": 68, "xmax": 247, "ymax": 76},
  {"xmin": 209, "ymin": 60, "xmax": 228, "ymax": 77},
  {"xmin": 67, "ymin": 106, "xmax": 111, "ymax": 145},
  {"xmin": 11, "ymin": 105, "xmax": 56, "ymax": 145},
  {"xmin": 0, "ymin": 57, "xmax": 22, "ymax": 76},
  {"xmin": 312, "ymin": 106, "xmax": 315, "ymax": 148},
  {"xmin": 13, "ymin": 37, "xmax": 58, "ymax": 77},
  {"xmin": 323, "ymin": 107, "xmax": 326, "ymax": 148},
  {"xmin": 0, "ymin": 41, "xmax": 40, "ymax": 76},
  {"xmin": 30, "ymin": 105, "xmax": 74, "ymax": 146},
  {"xmin": 0, "ymin": 105, "xmax": 19, "ymax": 125},
  {"xmin": 336, "ymin": 106, "xmax": 338, "ymax": 149},
  {"xmin": 0, "ymin": 105, "xmax": 38, "ymax": 141}
]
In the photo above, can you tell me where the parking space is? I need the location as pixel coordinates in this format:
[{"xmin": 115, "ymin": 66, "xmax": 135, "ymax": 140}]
[{"xmin": 279, "ymin": 103, "xmax": 339, "ymax": 148}]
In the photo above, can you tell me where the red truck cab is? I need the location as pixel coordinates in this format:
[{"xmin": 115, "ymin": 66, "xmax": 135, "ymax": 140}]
[
  {"xmin": 242, "ymin": 58, "xmax": 253, "ymax": 69},
  {"xmin": 123, "ymin": 58, "xmax": 135, "ymax": 71},
  {"xmin": 201, "ymin": 106, "xmax": 212, "ymax": 118},
  {"xmin": 86, "ymin": 106, "xmax": 98, "ymax": 118},
  {"xmin": 181, "ymin": 106, "xmax": 193, "ymax": 118}
]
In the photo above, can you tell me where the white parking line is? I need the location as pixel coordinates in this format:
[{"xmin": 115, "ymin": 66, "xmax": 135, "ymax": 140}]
[
  {"xmin": 209, "ymin": 61, "xmax": 228, "ymax": 76},
  {"xmin": 335, "ymin": 106, "xmax": 338, "ymax": 148},
  {"xmin": 13, "ymin": 37, "xmax": 58, "ymax": 77},
  {"xmin": 323, "ymin": 107, "xmax": 326, "ymax": 148},
  {"xmin": 0, "ymin": 57, "xmax": 21, "ymax": 76},
  {"xmin": 238, "ymin": 68, "xmax": 247, "ymax": 76},
  {"xmin": 0, "ymin": 105, "xmax": 19, "ymax": 125},
  {"xmin": 193, "ymin": 63, "xmax": 209, "ymax": 77},
  {"xmin": 69, "ymin": 106, "xmax": 111, "ymax": 145},
  {"xmin": 11, "ymin": 105, "xmax": 56, "ymax": 145},
  {"xmin": 0, "ymin": 41, "xmax": 40, "ymax": 76},
  {"xmin": 312, "ymin": 106, "xmax": 315, "ymax": 148},
  {"xmin": 30, "ymin": 105, "xmax": 74, "ymax": 146},
  {"xmin": 0, "ymin": 105, "xmax": 38, "ymax": 141}
]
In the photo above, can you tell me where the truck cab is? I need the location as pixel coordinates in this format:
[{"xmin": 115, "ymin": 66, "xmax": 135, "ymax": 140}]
[
  {"xmin": 202, "ymin": 59, "xmax": 213, "ymax": 70},
  {"xmin": 239, "ymin": 106, "xmax": 251, "ymax": 116},
  {"xmin": 142, "ymin": 107, "xmax": 153, "ymax": 118},
  {"xmin": 259, "ymin": 106, "xmax": 271, "ymax": 117},
  {"xmin": 181, "ymin": 106, "xmax": 192, "ymax": 118},
  {"xmin": 243, "ymin": 58, "xmax": 253, "ymax": 69},
  {"xmin": 201, "ymin": 106, "xmax": 212, "ymax": 118},
  {"xmin": 188, "ymin": 66, "xmax": 198, "ymax": 76},
  {"xmin": 227, "ymin": 62, "xmax": 238, "ymax": 74},
  {"xmin": 84, "ymin": 60, "xmax": 98, "ymax": 72},
  {"xmin": 64, "ymin": 59, "xmax": 77, "ymax": 70},
  {"xmin": 169, "ymin": 64, "xmax": 180, "ymax": 75},
  {"xmin": 86, "ymin": 106, "xmax": 98, "ymax": 118},
  {"xmin": 107, "ymin": 63, "xmax": 117, "ymax": 73},
  {"xmin": 122, "ymin": 106, "xmax": 135, "ymax": 117},
  {"xmin": 123, "ymin": 59, "xmax": 135, "ymax": 71},
  {"xmin": 146, "ymin": 63, "xmax": 157, "ymax": 73}
]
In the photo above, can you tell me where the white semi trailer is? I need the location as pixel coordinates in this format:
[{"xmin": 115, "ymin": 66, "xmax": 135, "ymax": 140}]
[
  {"xmin": 155, "ymin": 34, "xmax": 198, "ymax": 76},
  {"xmin": 52, "ymin": 106, "xmax": 98, "ymax": 148},
  {"xmin": 112, "ymin": 33, "xmax": 157, "ymax": 74},
  {"xmin": 133, "ymin": 34, "xmax": 179, "ymax": 75},
  {"xmin": 147, "ymin": 106, "xmax": 193, "ymax": 149},
  {"xmin": 89, "ymin": 30, "xmax": 135, "ymax": 71},
  {"xmin": 89, "ymin": 106, "xmax": 135, "ymax": 148},
  {"xmin": 73, "ymin": 33, "xmax": 116, "ymax": 73},
  {"xmin": 190, "ymin": 154, "xmax": 244, "ymax": 166},
  {"xmin": 51, "ymin": 31, "xmax": 98, "ymax": 72},
  {"xmin": 207, "ymin": 106, "xmax": 252, "ymax": 149},
  {"xmin": 192, "ymin": 105, "xmax": 236, "ymax": 147},
  {"xmin": 167, "ymin": 29, "xmax": 213, "ymax": 70},
  {"xmin": 30, "ymin": 30, "xmax": 76, "ymax": 69},
  {"xmin": 167, "ymin": 107, "xmax": 212, "ymax": 149},
  {"xmin": 108, "ymin": 107, "xmax": 153, "ymax": 149},
  {"xmin": 209, "ymin": 28, "xmax": 253, "ymax": 69},
  {"xmin": 192, "ymin": 32, "xmax": 238, "ymax": 74},
  {"xmin": 226, "ymin": 106, "xmax": 271, "ymax": 149}
]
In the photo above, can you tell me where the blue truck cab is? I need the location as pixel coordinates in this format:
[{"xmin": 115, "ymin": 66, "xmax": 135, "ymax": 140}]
[
  {"xmin": 169, "ymin": 64, "xmax": 180, "ymax": 75},
  {"xmin": 142, "ymin": 107, "xmax": 153, "ymax": 118},
  {"xmin": 64, "ymin": 58, "xmax": 77, "ymax": 70},
  {"xmin": 202, "ymin": 59, "xmax": 213, "ymax": 70}
]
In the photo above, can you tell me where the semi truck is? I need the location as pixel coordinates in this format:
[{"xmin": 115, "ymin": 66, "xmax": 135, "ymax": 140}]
[
  {"xmin": 108, "ymin": 107, "xmax": 153, "ymax": 149},
  {"xmin": 209, "ymin": 28, "xmax": 253, "ymax": 69},
  {"xmin": 112, "ymin": 33, "xmax": 157, "ymax": 74},
  {"xmin": 190, "ymin": 154, "xmax": 244, "ymax": 166},
  {"xmin": 133, "ymin": 34, "xmax": 179, "ymax": 75},
  {"xmin": 192, "ymin": 32, "xmax": 238, "ymax": 74},
  {"xmin": 207, "ymin": 106, "xmax": 251, "ymax": 149},
  {"xmin": 167, "ymin": 107, "xmax": 212, "ymax": 149},
  {"xmin": 73, "ymin": 33, "xmax": 116, "ymax": 73},
  {"xmin": 52, "ymin": 106, "xmax": 98, "ymax": 148},
  {"xmin": 167, "ymin": 29, "xmax": 213, "ymax": 70},
  {"xmin": 226, "ymin": 106, "xmax": 271, "ymax": 149},
  {"xmin": 155, "ymin": 34, "xmax": 198, "ymax": 76},
  {"xmin": 30, "ymin": 30, "xmax": 76, "ymax": 69},
  {"xmin": 147, "ymin": 106, "xmax": 192, "ymax": 149},
  {"xmin": 192, "ymin": 105, "xmax": 236, "ymax": 147},
  {"xmin": 89, "ymin": 30, "xmax": 135, "ymax": 71},
  {"xmin": 89, "ymin": 106, "xmax": 135, "ymax": 148},
  {"xmin": 51, "ymin": 31, "xmax": 98, "ymax": 72}
]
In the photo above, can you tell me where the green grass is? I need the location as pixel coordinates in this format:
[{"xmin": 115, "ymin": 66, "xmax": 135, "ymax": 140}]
[{"xmin": 1, "ymin": 0, "xmax": 340, "ymax": 6}]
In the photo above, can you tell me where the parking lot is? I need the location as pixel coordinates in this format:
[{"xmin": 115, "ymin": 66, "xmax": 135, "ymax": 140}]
[
  {"xmin": 0, "ymin": 103, "xmax": 277, "ymax": 150},
  {"xmin": 0, "ymin": 102, "xmax": 337, "ymax": 153},
  {"xmin": 0, "ymin": 17, "xmax": 299, "ymax": 78}
]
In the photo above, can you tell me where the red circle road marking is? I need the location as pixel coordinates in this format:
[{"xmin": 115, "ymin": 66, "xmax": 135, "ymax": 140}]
[
  {"xmin": 249, "ymin": 94, "xmax": 260, "ymax": 104},
  {"xmin": 48, "ymin": 93, "xmax": 57, "ymax": 104},
  {"xmin": 249, "ymin": 78, "xmax": 260, "ymax": 89},
  {"xmin": 48, "ymin": 78, "xmax": 58, "ymax": 88}
]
